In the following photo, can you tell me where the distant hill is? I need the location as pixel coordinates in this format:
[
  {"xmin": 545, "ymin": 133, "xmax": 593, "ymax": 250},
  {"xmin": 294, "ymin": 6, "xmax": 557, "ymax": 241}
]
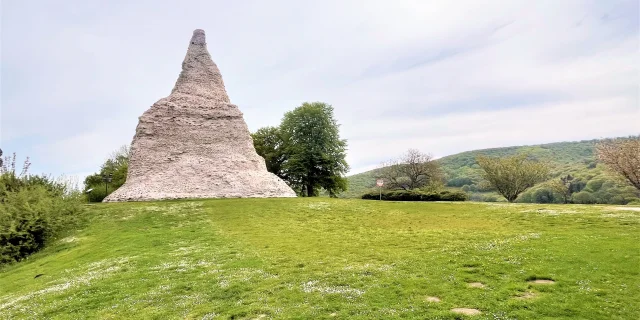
[{"xmin": 344, "ymin": 137, "xmax": 640, "ymax": 204}]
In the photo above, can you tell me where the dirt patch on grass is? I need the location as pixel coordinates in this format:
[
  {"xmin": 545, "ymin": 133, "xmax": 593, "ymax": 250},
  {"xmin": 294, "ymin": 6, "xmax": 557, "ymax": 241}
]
[
  {"xmin": 425, "ymin": 296, "xmax": 441, "ymax": 303},
  {"xmin": 451, "ymin": 308, "xmax": 481, "ymax": 315},
  {"xmin": 515, "ymin": 291, "xmax": 537, "ymax": 299},
  {"xmin": 529, "ymin": 279, "xmax": 555, "ymax": 284},
  {"xmin": 467, "ymin": 282, "xmax": 485, "ymax": 288}
]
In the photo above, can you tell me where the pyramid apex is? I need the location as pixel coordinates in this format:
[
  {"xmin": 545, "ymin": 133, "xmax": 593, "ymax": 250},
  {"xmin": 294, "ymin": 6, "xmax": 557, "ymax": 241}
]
[
  {"xmin": 171, "ymin": 29, "xmax": 230, "ymax": 103},
  {"xmin": 191, "ymin": 29, "xmax": 206, "ymax": 45}
]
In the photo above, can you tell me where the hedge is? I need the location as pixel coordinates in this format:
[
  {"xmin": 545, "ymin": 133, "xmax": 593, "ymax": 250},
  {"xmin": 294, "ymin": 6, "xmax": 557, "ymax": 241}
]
[{"xmin": 361, "ymin": 190, "xmax": 467, "ymax": 201}]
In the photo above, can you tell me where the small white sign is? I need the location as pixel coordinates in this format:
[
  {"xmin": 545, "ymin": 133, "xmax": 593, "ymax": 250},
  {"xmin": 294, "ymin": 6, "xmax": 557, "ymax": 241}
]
[{"xmin": 376, "ymin": 179, "xmax": 384, "ymax": 187}]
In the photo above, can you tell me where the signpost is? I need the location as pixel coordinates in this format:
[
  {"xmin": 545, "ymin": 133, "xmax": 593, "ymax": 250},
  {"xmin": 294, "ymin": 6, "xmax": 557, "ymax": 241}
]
[
  {"xmin": 102, "ymin": 173, "xmax": 113, "ymax": 195},
  {"xmin": 376, "ymin": 179, "xmax": 384, "ymax": 200}
]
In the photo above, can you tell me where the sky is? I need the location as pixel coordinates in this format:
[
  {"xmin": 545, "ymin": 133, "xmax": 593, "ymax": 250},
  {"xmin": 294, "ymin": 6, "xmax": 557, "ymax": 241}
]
[{"xmin": 1, "ymin": 0, "xmax": 639, "ymax": 182}]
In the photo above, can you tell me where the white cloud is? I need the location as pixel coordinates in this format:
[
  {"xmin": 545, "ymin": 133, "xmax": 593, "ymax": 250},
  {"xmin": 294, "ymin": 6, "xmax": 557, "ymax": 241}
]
[{"xmin": 1, "ymin": 0, "xmax": 638, "ymax": 177}]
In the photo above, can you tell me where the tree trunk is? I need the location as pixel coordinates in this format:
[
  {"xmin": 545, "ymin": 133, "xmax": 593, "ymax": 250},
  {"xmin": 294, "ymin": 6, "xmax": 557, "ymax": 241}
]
[{"xmin": 307, "ymin": 184, "xmax": 315, "ymax": 197}]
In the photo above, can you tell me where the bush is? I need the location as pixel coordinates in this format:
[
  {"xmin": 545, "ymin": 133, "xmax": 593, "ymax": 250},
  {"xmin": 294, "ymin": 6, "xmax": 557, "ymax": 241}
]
[
  {"xmin": 572, "ymin": 191, "xmax": 597, "ymax": 204},
  {"xmin": 0, "ymin": 186, "xmax": 85, "ymax": 264},
  {"xmin": 446, "ymin": 177, "xmax": 473, "ymax": 187},
  {"xmin": 585, "ymin": 179, "xmax": 605, "ymax": 193},
  {"xmin": 361, "ymin": 190, "xmax": 467, "ymax": 201},
  {"xmin": 533, "ymin": 188, "xmax": 558, "ymax": 204},
  {"xmin": 482, "ymin": 195, "xmax": 499, "ymax": 202},
  {"xmin": 1, "ymin": 158, "xmax": 85, "ymax": 265}
]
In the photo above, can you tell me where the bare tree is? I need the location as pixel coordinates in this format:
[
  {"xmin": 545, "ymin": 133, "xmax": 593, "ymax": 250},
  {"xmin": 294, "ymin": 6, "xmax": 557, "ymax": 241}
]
[
  {"xmin": 596, "ymin": 137, "xmax": 640, "ymax": 190},
  {"xmin": 378, "ymin": 149, "xmax": 442, "ymax": 190}
]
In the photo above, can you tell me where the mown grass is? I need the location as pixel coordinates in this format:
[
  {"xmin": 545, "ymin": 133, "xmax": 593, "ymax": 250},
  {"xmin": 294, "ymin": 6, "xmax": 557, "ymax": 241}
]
[{"xmin": 1, "ymin": 199, "xmax": 639, "ymax": 319}]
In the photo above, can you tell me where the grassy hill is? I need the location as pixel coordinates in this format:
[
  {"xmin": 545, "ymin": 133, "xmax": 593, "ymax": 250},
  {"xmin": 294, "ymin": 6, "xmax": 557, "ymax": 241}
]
[
  {"xmin": 344, "ymin": 138, "xmax": 640, "ymax": 203},
  {"xmin": 1, "ymin": 198, "xmax": 639, "ymax": 319}
]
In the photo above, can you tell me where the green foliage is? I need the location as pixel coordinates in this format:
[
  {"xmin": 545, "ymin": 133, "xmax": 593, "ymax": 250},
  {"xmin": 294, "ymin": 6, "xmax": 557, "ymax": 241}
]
[
  {"xmin": 361, "ymin": 189, "xmax": 467, "ymax": 201},
  {"xmin": 477, "ymin": 154, "xmax": 549, "ymax": 202},
  {"xmin": 547, "ymin": 175, "xmax": 579, "ymax": 204},
  {"xmin": 1, "ymin": 153, "xmax": 71, "ymax": 202},
  {"xmin": 0, "ymin": 153, "xmax": 85, "ymax": 265},
  {"xmin": 85, "ymin": 185, "xmax": 110, "ymax": 203},
  {"xmin": 84, "ymin": 145, "xmax": 130, "ymax": 202},
  {"xmin": 533, "ymin": 188, "xmax": 558, "ymax": 204},
  {"xmin": 347, "ymin": 138, "xmax": 640, "ymax": 204},
  {"xmin": 254, "ymin": 102, "xmax": 349, "ymax": 197},
  {"xmin": 0, "ymin": 186, "xmax": 85, "ymax": 264},
  {"xmin": 446, "ymin": 177, "xmax": 474, "ymax": 187},
  {"xmin": 251, "ymin": 127, "xmax": 287, "ymax": 180},
  {"xmin": 572, "ymin": 191, "xmax": 597, "ymax": 204},
  {"xmin": 585, "ymin": 178, "xmax": 605, "ymax": 192}
]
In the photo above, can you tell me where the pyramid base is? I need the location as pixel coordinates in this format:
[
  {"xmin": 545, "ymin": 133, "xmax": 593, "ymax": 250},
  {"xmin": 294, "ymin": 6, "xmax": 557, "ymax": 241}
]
[{"xmin": 103, "ymin": 171, "xmax": 297, "ymax": 202}]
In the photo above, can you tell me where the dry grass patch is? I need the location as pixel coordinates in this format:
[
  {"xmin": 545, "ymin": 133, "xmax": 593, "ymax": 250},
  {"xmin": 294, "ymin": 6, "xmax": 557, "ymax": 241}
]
[{"xmin": 451, "ymin": 308, "xmax": 482, "ymax": 315}]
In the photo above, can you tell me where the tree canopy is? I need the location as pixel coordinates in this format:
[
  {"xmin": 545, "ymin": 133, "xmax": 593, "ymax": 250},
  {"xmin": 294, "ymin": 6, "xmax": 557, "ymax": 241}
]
[
  {"xmin": 477, "ymin": 154, "xmax": 549, "ymax": 202},
  {"xmin": 378, "ymin": 149, "xmax": 442, "ymax": 190},
  {"xmin": 252, "ymin": 102, "xmax": 349, "ymax": 197},
  {"xmin": 596, "ymin": 137, "xmax": 640, "ymax": 190}
]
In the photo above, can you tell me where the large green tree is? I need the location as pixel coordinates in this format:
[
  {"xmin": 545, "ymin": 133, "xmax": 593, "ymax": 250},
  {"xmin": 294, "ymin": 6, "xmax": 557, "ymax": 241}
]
[
  {"xmin": 476, "ymin": 154, "xmax": 549, "ymax": 202},
  {"xmin": 254, "ymin": 102, "xmax": 349, "ymax": 197}
]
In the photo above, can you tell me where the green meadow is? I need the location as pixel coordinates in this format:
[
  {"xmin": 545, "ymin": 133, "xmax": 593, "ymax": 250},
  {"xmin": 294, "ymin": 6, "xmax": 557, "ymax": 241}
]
[{"xmin": 1, "ymin": 199, "xmax": 638, "ymax": 319}]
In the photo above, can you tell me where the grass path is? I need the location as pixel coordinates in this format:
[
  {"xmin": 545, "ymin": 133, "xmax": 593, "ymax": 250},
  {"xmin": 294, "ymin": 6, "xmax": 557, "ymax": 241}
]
[{"xmin": 1, "ymin": 199, "xmax": 638, "ymax": 319}]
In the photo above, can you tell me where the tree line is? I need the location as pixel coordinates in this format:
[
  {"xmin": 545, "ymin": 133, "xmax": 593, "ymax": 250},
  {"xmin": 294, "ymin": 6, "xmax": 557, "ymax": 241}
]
[{"xmin": 370, "ymin": 137, "xmax": 639, "ymax": 204}]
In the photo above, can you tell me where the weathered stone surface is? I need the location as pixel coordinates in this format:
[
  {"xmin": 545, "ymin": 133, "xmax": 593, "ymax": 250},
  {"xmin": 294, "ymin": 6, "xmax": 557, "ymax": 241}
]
[{"xmin": 104, "ymin": 29, "xmax": 296, "ymax": 202}]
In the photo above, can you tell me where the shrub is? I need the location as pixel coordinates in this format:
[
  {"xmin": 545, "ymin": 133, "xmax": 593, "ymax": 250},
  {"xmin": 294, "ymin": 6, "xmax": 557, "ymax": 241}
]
[
  {"xmin": 572, "ymin": 191, "xmax": 597, "ymax": 204},
  {"xmin": 533, "ymin": 188, "xmax": 558, "ymax": 204},
  {"xmin": 361, "ymin": 190, "xmax": 467, "ymax": 202},
  {"xmin": 0, "ymin": 186, "xmax": 85, "ymax": 264},
  {"xmin": 516, "ymin": 191, "xmax": 533, "ymax": 203},
  {"xmin": 446, "ymin": 177, "xmax": 473, "ymax": 187},
  {"xmin": 438, "ymin": 190, "xmax": 468, "ymax": 201},
  {"xmin": 482, "ymin": 195, "xmax": 499, "ymax": 202},
  {"xmin": 585, "ymin": 179, "xmax": 605, "ymax": 193},
  {"xmin": 1, "ymin": 153, "xmax": 86, "ymax": 265}
]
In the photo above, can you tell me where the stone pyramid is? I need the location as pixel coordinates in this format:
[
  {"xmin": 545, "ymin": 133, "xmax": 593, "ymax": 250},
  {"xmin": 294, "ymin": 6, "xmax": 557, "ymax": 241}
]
[{"xmin": 104, "ymin": 29, "xmax": 296, "ymax": 202}]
